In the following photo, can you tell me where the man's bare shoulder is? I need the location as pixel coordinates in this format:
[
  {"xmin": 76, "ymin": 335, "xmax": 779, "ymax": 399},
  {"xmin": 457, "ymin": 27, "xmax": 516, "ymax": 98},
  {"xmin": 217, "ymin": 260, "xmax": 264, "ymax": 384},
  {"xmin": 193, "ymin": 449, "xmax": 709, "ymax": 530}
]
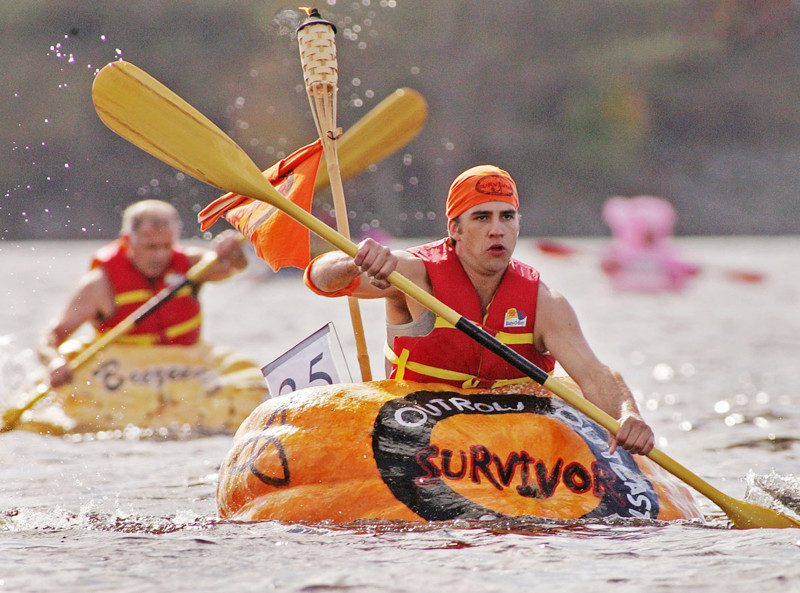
[
  {"xmin": 72, "ymin": 267, "xmax": 114, "ymax": 308},
  {"xmin": 536, "ymin": 280, "xmax": 571, "ymax": 314},
  {"xmin": 394, "ymin": 249, "xmax": 426, "ymax": 277}
]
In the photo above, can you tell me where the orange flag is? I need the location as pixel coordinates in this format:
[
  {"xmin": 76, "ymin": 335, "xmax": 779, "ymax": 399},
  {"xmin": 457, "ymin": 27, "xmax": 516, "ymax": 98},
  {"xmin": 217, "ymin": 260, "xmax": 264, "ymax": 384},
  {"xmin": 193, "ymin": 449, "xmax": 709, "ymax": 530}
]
[{"xmin": 198, "ymin": 140, "xmax": 324, "ymax": 271}]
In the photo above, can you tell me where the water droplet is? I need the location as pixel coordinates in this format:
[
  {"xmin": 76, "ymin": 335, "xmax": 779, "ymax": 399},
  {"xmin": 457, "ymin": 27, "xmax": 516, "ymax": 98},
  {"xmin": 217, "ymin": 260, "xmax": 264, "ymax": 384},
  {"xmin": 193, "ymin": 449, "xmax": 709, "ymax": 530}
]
[
  {"xmin": 724, "ymin": 413, "xmax": 744, "ymax": 427},
  {"xmin": 652, "ymin": 363, "xmax": 674, "ymax": 382},
  {"xmin": 714, "ymin": 400, "xmax": 731, "ymax": 414}
]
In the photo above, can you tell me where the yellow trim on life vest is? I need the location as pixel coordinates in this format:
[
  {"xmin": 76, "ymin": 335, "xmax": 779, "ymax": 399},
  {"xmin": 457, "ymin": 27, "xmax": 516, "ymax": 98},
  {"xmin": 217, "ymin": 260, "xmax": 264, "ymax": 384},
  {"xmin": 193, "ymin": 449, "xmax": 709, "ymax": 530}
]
[
  {"xmin": 174, "ymin": 285, "xmax": 194, "ymax": 298},
  {"xmin": 165, "ymin": 313, "xmax": 202, "ymax": 340},
  {"xmin": 114, "ymin": 284, "xmax": 194, "ymax": 310},
  {"xmin": 95, "ymin": 312, "xmax": 201, "ymax": 345},
  {"xmin": 431, "ymin": 316, "xmax": 534, "ymax": 346},
  {"xmin": 110, "ymin": 333, "xmax": 158, "ymax": 345},
  {"xmin": 115, "ymin": 289, "xmax": 153, "ymax": 307},
  {"xmin": 393, "ymin": 347, "xmax": 410, "ymax": 380},
  {"xmin": 433, "ymin": 316, "xmax": 455, "ymax": 329},
  {"xmin": 385, "ymin": 342, "xmax": 534, "ymax": 389},
  {"xmin": 495, "ymin": 331, "xmax": 534, "ymax": 345}
]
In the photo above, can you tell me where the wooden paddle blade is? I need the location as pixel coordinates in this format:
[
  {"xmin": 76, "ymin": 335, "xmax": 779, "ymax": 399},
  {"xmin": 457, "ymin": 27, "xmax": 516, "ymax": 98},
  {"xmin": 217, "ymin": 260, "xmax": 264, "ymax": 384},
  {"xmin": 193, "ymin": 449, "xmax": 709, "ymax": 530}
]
[
  {"xmin": 0, "ymin": 384, "xmax": 51, "ymax": 433},
  {"xmin": 315, "ymin": 87, "xmax": 428, "ymax": 191},
  {"xmin": 92, "ymin": 61, "xmax": 280, "ymax": 204},
  {"xmin": 645, "ymin": 447, "xmax": 800, "ymax": 529},
  {"xmin": 719, "ymin": 495, "xmax": 800, "ymax": 529}
]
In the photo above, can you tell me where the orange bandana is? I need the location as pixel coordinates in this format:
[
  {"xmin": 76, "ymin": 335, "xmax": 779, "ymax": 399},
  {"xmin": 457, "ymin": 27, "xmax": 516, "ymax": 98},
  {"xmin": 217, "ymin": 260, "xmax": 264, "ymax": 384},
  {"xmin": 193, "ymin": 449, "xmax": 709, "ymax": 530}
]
[{"xmin": 445, "ymin": 165, "xmax": 519, "ymax": 220}]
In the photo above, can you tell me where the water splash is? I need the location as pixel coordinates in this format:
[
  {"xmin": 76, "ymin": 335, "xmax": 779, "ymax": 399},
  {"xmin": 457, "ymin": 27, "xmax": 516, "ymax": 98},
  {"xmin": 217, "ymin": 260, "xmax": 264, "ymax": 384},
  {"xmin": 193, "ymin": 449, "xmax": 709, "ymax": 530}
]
[
  {"xmin": 0, "ymin": 335, "xmax": 41, "ymax": 408},
  {"xmin": 745, "ymin": 470, "xmax": 800, "ymax": 519},
  {"xmin": 0, "ymin": 506, "xmax": 216, "ymax": 535}
]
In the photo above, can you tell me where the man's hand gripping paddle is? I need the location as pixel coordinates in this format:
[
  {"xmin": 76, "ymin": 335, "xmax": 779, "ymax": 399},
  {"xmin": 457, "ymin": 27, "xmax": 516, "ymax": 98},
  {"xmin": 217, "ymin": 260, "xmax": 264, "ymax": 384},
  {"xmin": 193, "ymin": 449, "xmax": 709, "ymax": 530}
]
[{"xmin": 90, "ymin": 60, "xmax": 800, "ymax": 530}]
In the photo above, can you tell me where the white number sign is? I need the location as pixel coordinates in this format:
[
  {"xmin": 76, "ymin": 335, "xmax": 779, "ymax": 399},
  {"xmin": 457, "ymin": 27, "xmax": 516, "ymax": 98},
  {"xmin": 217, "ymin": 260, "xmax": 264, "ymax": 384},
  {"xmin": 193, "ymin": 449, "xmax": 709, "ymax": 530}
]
[{"xmin": 261, "ymin": 323, "xmax": 352, "ymax": 396}]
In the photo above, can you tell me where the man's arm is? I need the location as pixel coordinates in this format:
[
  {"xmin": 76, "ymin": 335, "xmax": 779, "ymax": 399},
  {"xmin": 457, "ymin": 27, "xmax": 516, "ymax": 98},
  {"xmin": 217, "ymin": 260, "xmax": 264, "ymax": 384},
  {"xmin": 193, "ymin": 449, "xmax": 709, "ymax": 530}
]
[
  {"xmin": 39, "ymin": 268, "xmax": 114, "ymax": 388},
  {"xmin": 183, "ymin": 230, "xmax": 248, "ymax": 283},
  {"xmin": 305, "ymin": 238, "xmax": 431, "ymax": 325},
  {"xmin": 534, "ymin": 282, "xmax": 655, "ymax": 455}
]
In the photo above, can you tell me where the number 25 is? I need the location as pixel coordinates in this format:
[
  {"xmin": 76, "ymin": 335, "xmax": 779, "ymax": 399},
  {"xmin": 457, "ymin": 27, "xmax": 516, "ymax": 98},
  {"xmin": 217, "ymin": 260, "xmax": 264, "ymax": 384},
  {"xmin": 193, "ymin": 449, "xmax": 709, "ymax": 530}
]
[{"xmin": 278, "ymin": 352, "xmax": 333, "ymax": 394}]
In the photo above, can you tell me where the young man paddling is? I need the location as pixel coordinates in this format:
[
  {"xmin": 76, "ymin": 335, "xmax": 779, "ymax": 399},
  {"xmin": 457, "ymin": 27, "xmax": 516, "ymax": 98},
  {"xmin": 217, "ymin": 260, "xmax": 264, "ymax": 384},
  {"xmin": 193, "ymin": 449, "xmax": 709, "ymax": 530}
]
[
  {"xmin": 40, "ymin": 199, "xmax": 248, "ymax": 388},
  {"xmin": 304, "ymin": 165, "xmax": 654, "ymax": 455}
]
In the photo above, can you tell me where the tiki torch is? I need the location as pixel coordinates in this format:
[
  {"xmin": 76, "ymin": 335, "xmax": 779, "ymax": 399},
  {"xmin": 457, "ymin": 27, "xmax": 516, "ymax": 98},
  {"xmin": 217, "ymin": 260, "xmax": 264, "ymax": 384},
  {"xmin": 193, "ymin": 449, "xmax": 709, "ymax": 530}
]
[{"xmin": 297, "ymin": 7, "xmax": 372, "ymax": 381}]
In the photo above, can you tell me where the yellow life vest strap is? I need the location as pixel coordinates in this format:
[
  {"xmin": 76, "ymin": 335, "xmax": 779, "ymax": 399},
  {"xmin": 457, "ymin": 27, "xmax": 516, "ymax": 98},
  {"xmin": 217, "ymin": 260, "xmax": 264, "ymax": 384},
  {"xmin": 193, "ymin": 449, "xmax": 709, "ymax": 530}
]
[
  {"xmin": 114, "ymin": 284, "xmax": 194, "ymax": 309},
  {"xmin": 115, "ymin": 288, "xmax": 153, "ymax": 308},
  {"xmin": 98, "ymin": 312, "xmax": 202, "ymax": 344},
  {"xmin": 432, "ymin": 316, "xmax": 534, "ymax": 345},
  {"xmin": 110, "ymin": 333, "xmax": 158, "ymax": 345},
  {"xmin": 385, "ymin": 342, "xmax": 536, "ymax": 389},
  {"xmin": 165, "ymin": 313, "xmax": 202, "ymax": 340}
]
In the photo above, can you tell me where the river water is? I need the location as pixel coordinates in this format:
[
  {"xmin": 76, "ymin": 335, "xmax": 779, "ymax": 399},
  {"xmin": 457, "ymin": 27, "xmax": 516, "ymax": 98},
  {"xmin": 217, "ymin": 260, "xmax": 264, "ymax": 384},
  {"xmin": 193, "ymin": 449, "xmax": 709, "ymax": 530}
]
[{"xmin": 1, "ymin": 236, "xmax": 799, "ymax": 592}]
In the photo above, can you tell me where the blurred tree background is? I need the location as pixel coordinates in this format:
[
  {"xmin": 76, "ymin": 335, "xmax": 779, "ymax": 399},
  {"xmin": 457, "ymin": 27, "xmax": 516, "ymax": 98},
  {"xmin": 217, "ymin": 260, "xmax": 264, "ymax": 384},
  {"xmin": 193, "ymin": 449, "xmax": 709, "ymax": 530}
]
[{"xmin": 2, "ymin": 0, "xmax": 799, "ymax": 241}]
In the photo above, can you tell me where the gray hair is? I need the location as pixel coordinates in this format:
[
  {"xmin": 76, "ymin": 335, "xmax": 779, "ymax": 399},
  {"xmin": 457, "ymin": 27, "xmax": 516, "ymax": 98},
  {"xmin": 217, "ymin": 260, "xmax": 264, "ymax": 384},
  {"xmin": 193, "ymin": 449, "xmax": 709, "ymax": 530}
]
[{"xmin": 120, "ymin": 199, "xmax": 182, "ymax": 238}]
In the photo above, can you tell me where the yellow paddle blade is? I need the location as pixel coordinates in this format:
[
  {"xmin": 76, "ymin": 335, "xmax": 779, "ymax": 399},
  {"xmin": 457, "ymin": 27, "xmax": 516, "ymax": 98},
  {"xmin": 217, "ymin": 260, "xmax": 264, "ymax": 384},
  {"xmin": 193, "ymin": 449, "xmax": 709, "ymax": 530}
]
[
  {"xmin": 315, "ymin": 87, "xmax": 428, "ymax": 191},
  {"xmin": 92, "ymin": 61, "xmax": 358, "ymax": 261},
  {"xmin": 722, "ymin": 496, "xmax": 800, "ymax": 529},
  {"xmin": 0, "ymin": 384, "xmax": 51, "ymax": 433},
  {"xmin": 92, "ymin": 61, "xmax": 282, "ymax": 205},
  {"xmin": 646, "ymin": 448, "xmax": 800, "ymax": 529}
]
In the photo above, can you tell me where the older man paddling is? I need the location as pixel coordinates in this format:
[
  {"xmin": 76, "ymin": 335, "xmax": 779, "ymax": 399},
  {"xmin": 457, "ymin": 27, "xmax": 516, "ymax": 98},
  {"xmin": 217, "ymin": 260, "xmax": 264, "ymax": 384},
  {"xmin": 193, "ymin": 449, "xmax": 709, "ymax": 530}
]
[
  {"xmin": 39, "ymin": 199, "xmax": 248, "ymax": 388},
  {"xmin": 304, "ymin": 165, "xmax": 654, "ymax": 455}
]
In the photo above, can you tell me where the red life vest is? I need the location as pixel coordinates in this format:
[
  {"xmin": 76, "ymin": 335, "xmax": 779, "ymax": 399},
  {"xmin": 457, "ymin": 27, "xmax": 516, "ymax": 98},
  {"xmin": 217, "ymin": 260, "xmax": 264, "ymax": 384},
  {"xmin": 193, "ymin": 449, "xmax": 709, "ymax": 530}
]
[
  {"xmin": 91, "ymin": 240, "xmax": 202, "ymax": 345},
  {"xmin": 387, "ymin": 239, "xmax": 555, "ymax": 389}
]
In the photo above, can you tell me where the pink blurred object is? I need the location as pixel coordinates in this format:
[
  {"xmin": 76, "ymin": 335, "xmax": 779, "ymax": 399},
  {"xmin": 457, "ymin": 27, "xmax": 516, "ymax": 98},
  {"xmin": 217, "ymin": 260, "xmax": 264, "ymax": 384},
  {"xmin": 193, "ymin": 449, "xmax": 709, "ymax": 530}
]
[{"xmin": 600, "ymin": 195, "xmax": 699, "ymax": 293}]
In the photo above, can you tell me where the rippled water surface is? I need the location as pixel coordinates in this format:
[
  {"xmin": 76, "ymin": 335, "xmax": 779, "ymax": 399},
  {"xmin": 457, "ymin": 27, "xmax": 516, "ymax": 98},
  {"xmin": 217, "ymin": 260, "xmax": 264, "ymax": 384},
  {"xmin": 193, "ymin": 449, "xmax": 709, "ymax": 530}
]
[{"xmin": 2, "ymin": 237, "xmax": 799, "ymax": 592}]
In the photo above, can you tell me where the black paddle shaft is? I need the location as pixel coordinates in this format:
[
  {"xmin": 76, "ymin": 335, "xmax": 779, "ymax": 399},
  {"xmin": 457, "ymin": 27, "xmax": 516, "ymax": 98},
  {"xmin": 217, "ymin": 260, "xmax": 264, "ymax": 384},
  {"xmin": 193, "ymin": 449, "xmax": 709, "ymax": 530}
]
[
  {"xmin": 130, "ymin": 276, "xmax": 191, "ymax": 325},
  {"xmin": 455, "ymin": 318, "xmax": 551, "ymax": 385}
]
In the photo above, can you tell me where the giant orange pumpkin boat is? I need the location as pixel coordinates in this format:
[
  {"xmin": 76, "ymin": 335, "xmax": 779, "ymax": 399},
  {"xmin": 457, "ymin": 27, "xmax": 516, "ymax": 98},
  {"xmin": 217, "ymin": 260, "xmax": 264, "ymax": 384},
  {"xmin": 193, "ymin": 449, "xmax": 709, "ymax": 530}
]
[{"xmin": 217, "ymin": 380, "xmax": 704, "ymax": 523}]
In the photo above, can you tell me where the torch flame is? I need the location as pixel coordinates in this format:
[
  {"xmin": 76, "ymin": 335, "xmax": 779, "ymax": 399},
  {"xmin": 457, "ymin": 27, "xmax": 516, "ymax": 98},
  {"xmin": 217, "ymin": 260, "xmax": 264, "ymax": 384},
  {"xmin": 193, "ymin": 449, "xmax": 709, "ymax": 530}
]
[{"xmin": 299, "ymin": 7, "xmax": 315, "ymax": 16}]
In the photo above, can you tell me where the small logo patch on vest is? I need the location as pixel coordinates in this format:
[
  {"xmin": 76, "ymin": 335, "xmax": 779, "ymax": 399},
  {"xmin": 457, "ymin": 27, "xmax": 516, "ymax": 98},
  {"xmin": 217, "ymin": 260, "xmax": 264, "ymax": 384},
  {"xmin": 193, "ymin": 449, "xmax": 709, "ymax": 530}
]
[{"xmin": 504, "ymin": 308, "xmax": 527, "ymax": 328}]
